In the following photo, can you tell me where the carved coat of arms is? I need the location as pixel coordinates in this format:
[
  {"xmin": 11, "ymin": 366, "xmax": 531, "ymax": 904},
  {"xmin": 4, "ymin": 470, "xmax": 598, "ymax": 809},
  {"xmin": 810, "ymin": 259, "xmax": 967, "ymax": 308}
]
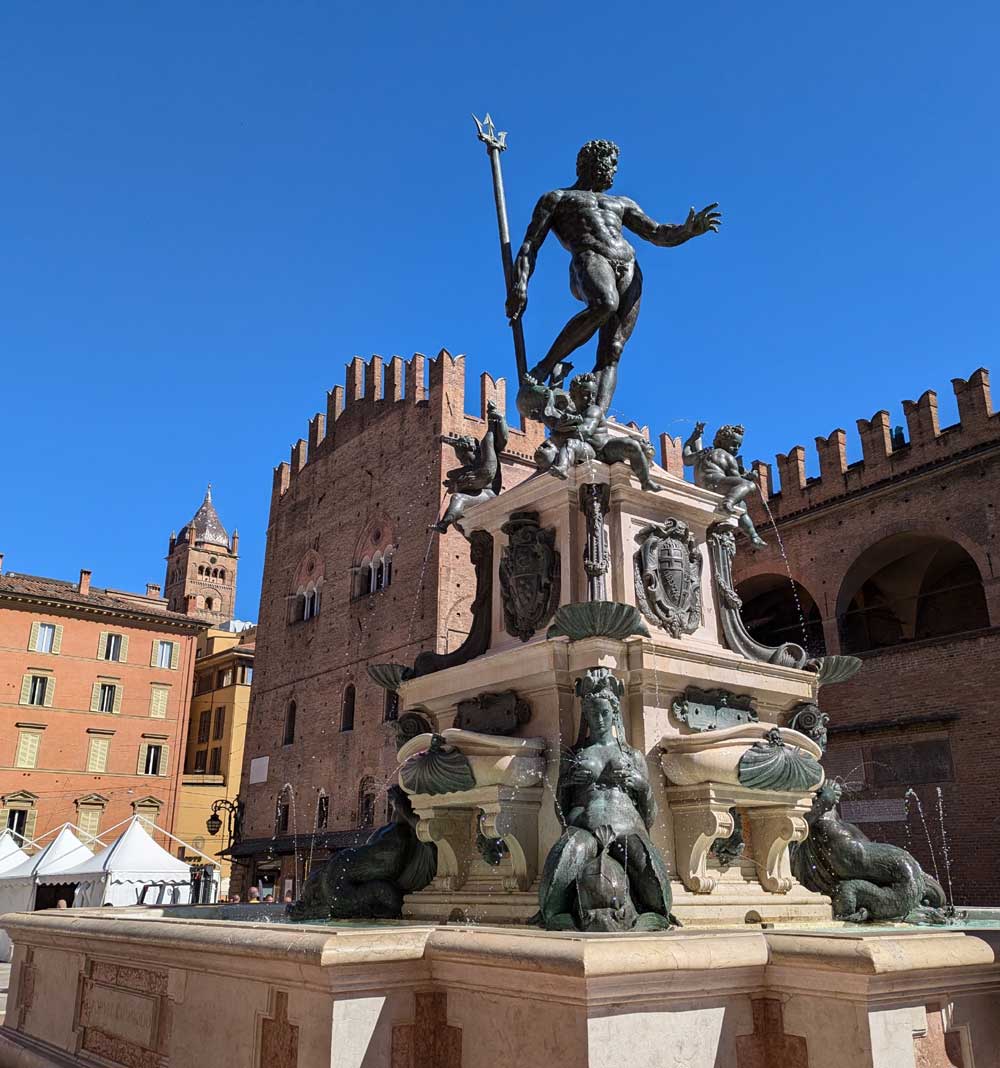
[
  {"xmin": 633, "ymin": 519, "xmax": 702, "ymax": 637},
  {"xmin": 499, "ymin": 511, "xmax": 560, "ymax": 642}
]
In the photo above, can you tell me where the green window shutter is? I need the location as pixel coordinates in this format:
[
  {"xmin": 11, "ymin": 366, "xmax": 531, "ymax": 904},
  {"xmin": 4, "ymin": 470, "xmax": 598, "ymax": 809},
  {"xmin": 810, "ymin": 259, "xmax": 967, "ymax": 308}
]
[
  {"xmin": 169, "ymin": 641, "xmax": 179, "ymax": 670},
  {"xmin": 43, "ymin": 676, "xmax": 55, "ymax": 708},
  {"xmin": 137, "ymin": 743, "xmax": 149, "ymax": 775},
  {"xmin": 159, "ymin": 744, "xmax": 170, "ymax": 776},
  {"xmin": 23, "ymin": 809, "xmax": 38, "ymax": 841},
  {"xmin": 19, "ymin": 676, "xmax": 32, "ymax": 705},
  {"xmin": 112, "ymin": 685, "xmax": 123, "ymax": 715},
  {"xmin": 52, "ymin": 624, "xmax": 64, "ymax": 654},
  {"xmin": 98, "ymin": 631, "xmax": 109, "ymax": 659},
  {"xmin": 90, "ymin": 682, "xmax": 101, "ymax": 712},
  {"xmin": 120, "ymin": 635, "xmax": 130, "ymax": 663},
  {"xmin": 28, "ymin": 622, "xmax": 39, "ymax": 651}
]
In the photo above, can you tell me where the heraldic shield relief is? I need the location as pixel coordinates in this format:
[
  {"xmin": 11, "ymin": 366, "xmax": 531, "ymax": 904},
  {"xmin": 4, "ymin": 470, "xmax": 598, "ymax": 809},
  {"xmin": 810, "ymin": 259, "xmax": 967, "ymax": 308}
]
[
  {"xmin": 634, "ymin": 518, "xmax": 703, "ymax": 637},
  {"xmin": 499, "ymin": 510, "xmax": 561, "ymax": 642}
]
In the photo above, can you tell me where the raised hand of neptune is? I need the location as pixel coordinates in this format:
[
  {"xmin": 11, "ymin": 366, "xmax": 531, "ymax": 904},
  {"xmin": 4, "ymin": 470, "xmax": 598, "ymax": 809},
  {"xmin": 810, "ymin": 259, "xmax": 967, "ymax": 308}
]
[{"xmin": 508, "ymin": 139, "xmax": 721, "ymax": 414}]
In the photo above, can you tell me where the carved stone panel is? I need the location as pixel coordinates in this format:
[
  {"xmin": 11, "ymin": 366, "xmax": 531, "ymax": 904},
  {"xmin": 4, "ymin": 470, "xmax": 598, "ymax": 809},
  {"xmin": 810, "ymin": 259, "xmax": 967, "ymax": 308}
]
[
  {"xmin": 454, "ymin": 690, "xmax": 531, "ymax": 735},
  {"xmin": 499, "ymin": 511, "xmax": 560, "ymax": 642},
  {"xmin": 74, "ymin": 959, "xmax": 170, "ymax": 1068},
  {"xmin": 634, "ymin": 518, "xmax": 702, "ymax": 637},
  {"xmin": 672, "ymin": 686, "xmax": 758, "ymax": 732}
]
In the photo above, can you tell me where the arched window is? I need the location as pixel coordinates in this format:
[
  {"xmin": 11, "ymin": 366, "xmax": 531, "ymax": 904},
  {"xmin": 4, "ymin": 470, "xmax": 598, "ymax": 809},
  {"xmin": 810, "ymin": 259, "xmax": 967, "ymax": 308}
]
[
  {"xmin": 283, "ymin": 700, "xmax": 296, "ymax": 745},
  {"xmin": 383, "ymin": 548, "xmax": 393, "ymax": 589},
  {"xmin": 198, "ymin": 566, "xmax": 204, "ymax": 576},
  {"xmin": 736, "ymin": 575, "xmax": 826, "ymax": 657},
  {"xmin": 220, "ymin": 569, "xmax": 226, "ymax": 581},
  {"xmin": 358, "ymin": 777, "xmax": 376, "ymax": 827},
  {"xmin": 373, "ymin": 552, "xmax": 385, "ymax": 592},
  {"xmin": 205, "ymin": 596, "xmax": 215, "ymax": 612},
  {"xmin": 383, "ymin": 690, "xmax": 399, "ymax": 722},
  {"xmin": 838, "ymin": 535, "xmax": 989, "ymax": 653},
  {"xmin": 302, "ymin": 585, "xmax": 320, "ymax": 621},
  {"xmin": 316, "ymin": 791, "xmax": 329, "ymax": 830},
  {"xmin": 341, "ymin": 685, "xmax": 355, "ymax": 732},
  {"xmin": 353, "ymin": 560, "xmax": 372, "ymax": 600}
]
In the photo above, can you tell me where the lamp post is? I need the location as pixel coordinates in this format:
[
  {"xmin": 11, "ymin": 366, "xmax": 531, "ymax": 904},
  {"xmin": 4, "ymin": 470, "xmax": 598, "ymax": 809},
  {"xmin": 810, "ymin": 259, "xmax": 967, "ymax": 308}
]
[{"xmin": 206, "ymin": 798, "xmax": 238, "ymax": 852}]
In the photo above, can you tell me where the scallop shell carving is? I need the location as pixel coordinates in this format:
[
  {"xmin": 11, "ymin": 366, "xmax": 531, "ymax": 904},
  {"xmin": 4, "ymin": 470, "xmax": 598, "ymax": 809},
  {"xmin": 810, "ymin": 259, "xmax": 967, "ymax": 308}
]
[
  {"xmin": 737, "ymin": 728, "xmax": 824, "ymax": 792},
  {"xmin": 367, "ymin": 663, "xmax": 410, "ymax": 692},
  {"xmin": 546, "ymin": 601, "xmax": 651, "ymax": 641},
  {"xmin": 400, "ymin": 735, "xmax": 476, "ymax": 795}
]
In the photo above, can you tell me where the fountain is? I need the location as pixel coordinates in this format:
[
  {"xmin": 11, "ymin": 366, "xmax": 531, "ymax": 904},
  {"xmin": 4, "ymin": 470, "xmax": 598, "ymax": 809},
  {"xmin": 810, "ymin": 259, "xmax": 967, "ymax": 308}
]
[{"xmin": 2, "ymin": 122, "xmax": 999, "ymax": 1068}]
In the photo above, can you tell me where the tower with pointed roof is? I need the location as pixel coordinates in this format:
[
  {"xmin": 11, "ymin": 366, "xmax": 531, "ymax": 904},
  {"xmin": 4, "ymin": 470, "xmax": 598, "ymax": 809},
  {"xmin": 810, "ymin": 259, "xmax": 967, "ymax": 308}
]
[{"xmin": 164, "ymin": 485, "xmax": 239, "ymax": 624}]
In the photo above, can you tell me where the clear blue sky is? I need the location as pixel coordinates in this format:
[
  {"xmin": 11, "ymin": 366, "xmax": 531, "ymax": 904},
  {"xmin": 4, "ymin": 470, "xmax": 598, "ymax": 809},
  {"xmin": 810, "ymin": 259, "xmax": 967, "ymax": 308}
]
[{"xmin": 2, "ymin": 2, "xmax": 997, "ymax": 619}]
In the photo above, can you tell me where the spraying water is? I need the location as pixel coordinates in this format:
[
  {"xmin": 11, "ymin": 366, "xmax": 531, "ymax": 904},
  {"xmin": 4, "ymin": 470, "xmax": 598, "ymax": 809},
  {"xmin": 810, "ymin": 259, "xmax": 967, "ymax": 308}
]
[
  {"xmin": 935, "ymin": 786, "xmax": 956, "ymax": 913},
  {"xmin": 756, "ymin": 487, "xmax": 812, "ymax": 652},
  {"xmin": 905, "ymin": 788, "xmax": 942, "ymax": 884}
]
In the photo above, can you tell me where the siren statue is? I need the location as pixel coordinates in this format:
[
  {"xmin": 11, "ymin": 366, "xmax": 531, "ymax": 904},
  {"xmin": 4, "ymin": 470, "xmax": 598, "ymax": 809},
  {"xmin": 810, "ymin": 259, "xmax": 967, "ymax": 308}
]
[{"xmin": 538, "ymin": 667, "xmax": 676, "ymax": 932}]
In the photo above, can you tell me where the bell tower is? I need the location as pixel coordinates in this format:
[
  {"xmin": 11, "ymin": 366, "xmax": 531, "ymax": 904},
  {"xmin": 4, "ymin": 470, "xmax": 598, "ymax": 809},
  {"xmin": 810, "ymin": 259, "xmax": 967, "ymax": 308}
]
[{"xmin": 164, "ymin": 484, "xmax": 239, "ymax": 624}]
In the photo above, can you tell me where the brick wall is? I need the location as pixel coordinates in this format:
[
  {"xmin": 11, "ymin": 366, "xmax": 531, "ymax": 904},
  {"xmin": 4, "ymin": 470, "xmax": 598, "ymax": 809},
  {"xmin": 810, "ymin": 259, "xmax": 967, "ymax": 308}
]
[
  {"xmin": 731, "ymin": 367, "xmax": 1000, "ymax": 904},
  {"xmin": 234, "ymin": 351, "xmax": 542, "ymax": 892}
]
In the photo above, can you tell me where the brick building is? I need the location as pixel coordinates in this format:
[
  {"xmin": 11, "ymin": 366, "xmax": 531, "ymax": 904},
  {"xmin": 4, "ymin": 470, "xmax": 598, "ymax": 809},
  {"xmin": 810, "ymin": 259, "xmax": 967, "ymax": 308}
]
[
  {"xmin": 231, "ymin": 350, "xmax": 543, "ymax": 896},
  {"xmin": 730, "ymin": 367, "xmax": 1000, "ymax": 904},
  {"xmin": 0, "ymin": 562, "xmax": 201, "ymax": 847}
]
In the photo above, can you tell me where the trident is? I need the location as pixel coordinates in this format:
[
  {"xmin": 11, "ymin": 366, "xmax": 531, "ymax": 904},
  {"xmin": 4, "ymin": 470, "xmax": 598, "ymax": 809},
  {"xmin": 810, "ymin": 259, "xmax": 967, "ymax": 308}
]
[{"xmin": 473, "ymin": 113, "xmax": 528, "ymax": 385}]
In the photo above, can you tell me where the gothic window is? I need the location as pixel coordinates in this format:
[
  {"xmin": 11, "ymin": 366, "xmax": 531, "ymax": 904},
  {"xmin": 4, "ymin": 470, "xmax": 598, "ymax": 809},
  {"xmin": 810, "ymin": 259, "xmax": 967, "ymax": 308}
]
[
  {"xmin": 283, "ymin": 700, "xmax": 296, "ymax": 746},
  {"xmin": 356, "ymin": 561, "xmax": 372, "ymax": 599},
  {"xmin": 317, "ymin": 793, "xmax": 329, "ymax": 829},
  {"xmin": 220, "ymin": 569, "xmax": 226, "ymax": 581},
  {"xmin": 383, "ymin": 690, "xmax": 399, "ymax": 722},
  {"xmin": 341, "ymin": 685, "xmax": 355, "ymax": 732},
  {"xmin": 205, "ymin": 596, "xmax": 215, "ymax": 612},
  {"xmin": 358, "ymin": 777, "xmax": 376, "ymax": 827}
]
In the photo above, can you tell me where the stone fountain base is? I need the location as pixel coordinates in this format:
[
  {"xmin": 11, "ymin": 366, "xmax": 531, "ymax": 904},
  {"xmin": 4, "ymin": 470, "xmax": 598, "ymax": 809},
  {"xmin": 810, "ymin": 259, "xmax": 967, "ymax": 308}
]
[{"xmin": 2, "ymin": 907, "xmax": 999, "ymax": 1068}]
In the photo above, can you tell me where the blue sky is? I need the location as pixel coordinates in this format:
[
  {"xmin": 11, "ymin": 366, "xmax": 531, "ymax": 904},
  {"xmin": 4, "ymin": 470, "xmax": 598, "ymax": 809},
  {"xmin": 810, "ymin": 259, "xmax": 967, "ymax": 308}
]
[{"xmin": 1, "ymin": 2, "xmax": 997, "ymax": 619}]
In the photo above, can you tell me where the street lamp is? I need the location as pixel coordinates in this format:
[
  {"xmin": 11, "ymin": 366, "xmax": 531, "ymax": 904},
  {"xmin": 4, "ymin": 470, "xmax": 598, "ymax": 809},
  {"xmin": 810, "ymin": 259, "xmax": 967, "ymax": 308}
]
[{"xmin": 206, "ymin": 798, "xmax": 239, "ymax": 852}]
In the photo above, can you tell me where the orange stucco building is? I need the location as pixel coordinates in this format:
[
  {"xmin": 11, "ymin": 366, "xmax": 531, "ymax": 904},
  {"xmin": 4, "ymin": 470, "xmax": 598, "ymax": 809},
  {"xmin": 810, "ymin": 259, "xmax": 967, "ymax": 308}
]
[{"xmin": 0, "ymin": 562, "xmax": 201, "ymax": 845}]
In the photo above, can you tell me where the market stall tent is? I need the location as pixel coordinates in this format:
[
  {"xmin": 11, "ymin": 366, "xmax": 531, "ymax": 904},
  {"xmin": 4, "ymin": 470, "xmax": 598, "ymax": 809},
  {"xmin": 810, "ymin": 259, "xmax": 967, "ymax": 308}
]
[
  {"xmin": 0, "ymin": 829, "xmax": 30, "ymax": 875},
  {"xmin": 0, "ymin": 825, "xmax": 93, "ymax": 960},
  {"xmin": 38, "ymin": 817, "xmax": 194, "ymax": 907}
]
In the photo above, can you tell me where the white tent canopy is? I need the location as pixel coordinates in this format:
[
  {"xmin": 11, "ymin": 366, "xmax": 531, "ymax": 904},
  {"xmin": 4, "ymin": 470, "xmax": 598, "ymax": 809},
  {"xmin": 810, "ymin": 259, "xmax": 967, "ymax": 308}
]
[
  {"xmin": 0, "ymin": 825, "xmax": 93, "ymax": 960},
  {"xmin": 37, "ymin": 818, "xmax": 194, "ymax": 908},
  {"xmin": 0, "ymin": 829, "xmax": 30, "ymax": 874}
]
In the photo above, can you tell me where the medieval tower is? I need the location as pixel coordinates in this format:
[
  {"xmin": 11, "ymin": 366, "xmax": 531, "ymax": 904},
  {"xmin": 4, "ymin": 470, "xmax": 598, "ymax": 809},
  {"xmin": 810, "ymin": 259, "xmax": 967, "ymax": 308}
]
[{"xmin": 164, "ymin": 485, "xmax": 240, "ymax": 625}]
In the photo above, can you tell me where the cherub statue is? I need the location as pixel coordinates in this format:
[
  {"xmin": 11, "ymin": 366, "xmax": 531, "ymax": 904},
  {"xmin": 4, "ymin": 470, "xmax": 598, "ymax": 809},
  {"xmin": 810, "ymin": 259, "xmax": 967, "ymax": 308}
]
[
  {"xmin": 533, "ymin": 373, "xmax": 661, "ymax": 491},
  {"xmin": 433, "ymin": 400, "xmax": 508, "ymax": 535},
  {"xmin": 683, "ymin": 422, "xmax": 766, "ymax": 548},
  {"xmin": 538, "ymin": 667, "xmax": 676, "ymax": 932}
]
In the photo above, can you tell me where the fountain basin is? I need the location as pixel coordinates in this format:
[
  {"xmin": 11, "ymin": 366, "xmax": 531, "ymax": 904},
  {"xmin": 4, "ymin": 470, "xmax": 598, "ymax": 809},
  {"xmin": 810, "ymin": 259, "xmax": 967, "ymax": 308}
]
[
  {"xmin": 660, "ymin": 723, "xmax": 824, "ymax": 788},
  {"xmin": 398, "ymin": 729, "xmax": 546, "ymax": 790},
  {"xmin": 2, "ymin": 907, "xmax": 999, "ymax": 1068}
]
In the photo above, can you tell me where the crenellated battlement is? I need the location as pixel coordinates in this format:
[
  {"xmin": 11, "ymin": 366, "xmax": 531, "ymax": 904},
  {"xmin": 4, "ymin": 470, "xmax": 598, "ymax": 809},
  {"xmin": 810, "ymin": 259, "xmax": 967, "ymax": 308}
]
[
  {"xmin": 271, "ymin": 349, "xmax": 545, "ymax": 505},
  {"xmin": 744, "ymin": 366, "xmax": 997, "ymax": 519}
]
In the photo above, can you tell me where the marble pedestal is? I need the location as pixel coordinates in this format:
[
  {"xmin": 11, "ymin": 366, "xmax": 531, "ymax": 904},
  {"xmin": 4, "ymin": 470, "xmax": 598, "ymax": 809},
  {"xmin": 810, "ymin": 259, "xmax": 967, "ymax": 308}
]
[
  {"xmin": 3, "ymin": 907, "xmax": 999, "ymax": 1068},
  {"xmin": 396, "ymin": 461, "xmax": 831, "ymax": 925}
]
